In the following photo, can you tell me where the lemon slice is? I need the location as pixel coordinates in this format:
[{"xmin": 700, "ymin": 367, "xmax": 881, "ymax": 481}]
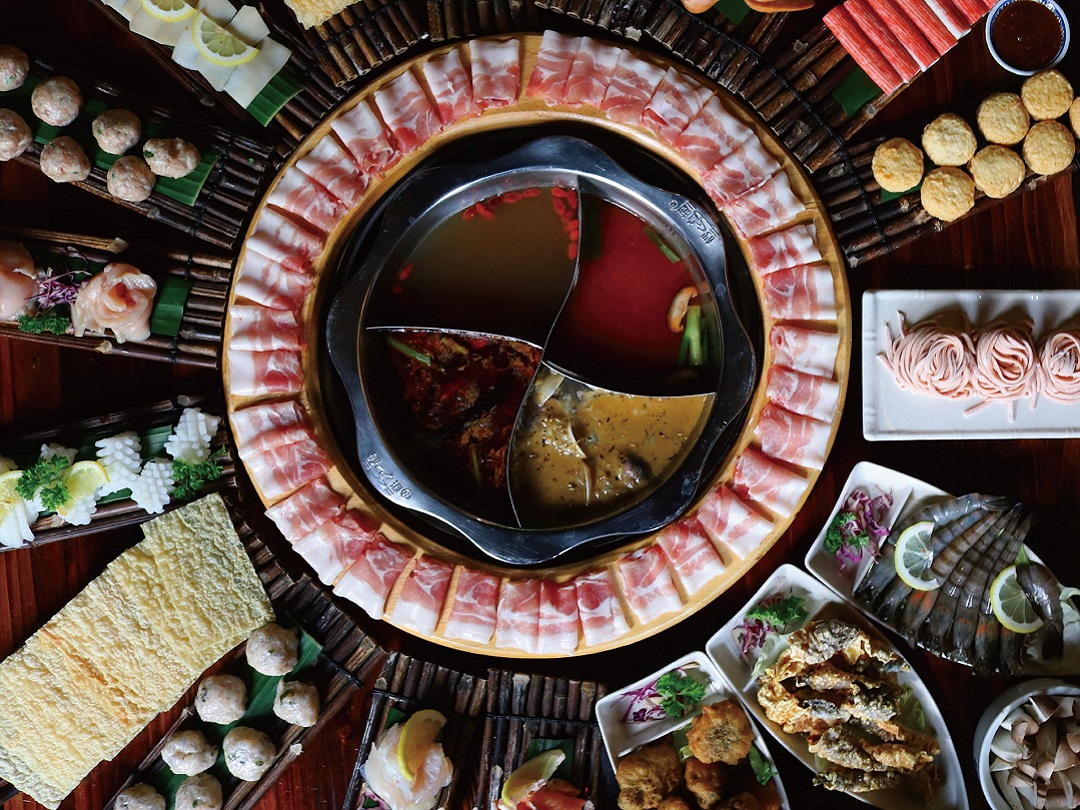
[
  {"xmin": 499, "ymin": 749, "xmax": 565, "ymax": 809},
  {"xmin": 893, "ymin": 521, "xmax": 941, "ymax": 591},
  {"xmin": 396, "ymin": 709, "xmax": 447, "ymax": 782},
  {"xmin": 57, "ymin": 461, "xmax": 109, "ymax": 516},
  {"xmin": 991, "ymin": 565, "xmax": 1044, "ymax": 633},
  {"xmin": 0, "ymin": 470, "xmax": 24, "ymax": 524},
  {"xmin": 141, "ymin": 0, "xmax": 196, "ymax": 21},
  {"xmin": 191, "ymin": 13, "xmax": 259, "ymax": 67}
]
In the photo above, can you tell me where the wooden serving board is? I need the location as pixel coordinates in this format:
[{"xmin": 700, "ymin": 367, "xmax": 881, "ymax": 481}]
[{"xmin": 223, "ymin": 33, "xmax": 852, "ymax": 657}]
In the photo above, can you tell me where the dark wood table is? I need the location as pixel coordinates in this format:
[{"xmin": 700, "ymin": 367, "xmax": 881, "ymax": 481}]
[{"xmin": 2, "ymin": 1, "xmax": 1078, "ymax": 808}]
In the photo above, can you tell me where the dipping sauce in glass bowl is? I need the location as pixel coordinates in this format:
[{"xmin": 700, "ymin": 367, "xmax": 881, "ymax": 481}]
[{"xmin": 987, "ymin": 0, "xmax": 1069, "ymax": 74}]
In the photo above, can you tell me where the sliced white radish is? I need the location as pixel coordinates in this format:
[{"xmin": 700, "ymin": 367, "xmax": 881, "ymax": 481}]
[
  {"xmin": 128, "ymin": 8, "xmax": 187, "ymax": 45},
  {"xmin": 227, "ymin": 5, "xmax": 269, "ymax": 45},
  {"xmin": 196, "ymin": 0, "xmax": 236, "ymax": 25},
  {"xmin": 223, "ymin": 37, "xmax": 290, "ymax": 108},
  {"xmin": 171, "ymin": 21, "xmax": 237, "ymax": 90}
]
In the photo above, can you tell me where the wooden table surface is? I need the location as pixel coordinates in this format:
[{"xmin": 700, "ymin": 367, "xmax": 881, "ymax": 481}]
[{"xmin": 2, "ymin": 1, "xmax": 1079, "ymax": 808}]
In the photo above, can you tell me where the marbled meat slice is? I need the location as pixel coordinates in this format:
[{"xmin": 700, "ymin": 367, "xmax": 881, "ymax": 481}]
[
  {"xmin": 536, "ymin": 580, "xmax": 580, "ymax": 655},
  {"xmin": 702, "ymin": 139, "xmax": 781, "ymax": 204},
  {"xmin": 761, "ymin": 263, "xmax": 837, "ymax": 321},
  {"xmin": 747, "ymin": 222, "xmax": 822, "ymax": 277},
  {"xmin": 229, "ymin": 305, "xmax": 303, "ymax": 352},
  {"xmin": 770, "ymin": 324, "xmax": 841, "ymax": 379},
  {"xmin": 246, "ymin": 207, "xmax": 325, "ymax": 275},
  {"xmin": 696, "ymin": 485, "xmax": 774, "ymax": 560},
  {"xmin": 293, "ymin": 509, "xmax": 378, "ymax": 585},
  {"xmin": 389, "ymin": 555, "xmax": 454, "ymax": 636},
  {"xmin": 421, "ymin": 48, "xmax": 480, "ymax": 126},
  {"xmin": 232, "ymin": 249, "xmax": 312, "ymax": 312},
  {"xmin": 754, "ymin": 404, "xmax": 832, "ymax": 470},
  {"xmin": 526, "ymin": 29, "xmax": 580, "ymax": 104},
  {"xmin": 766, "ymin": 365, "xmax": 841, "ymax": 423},
  {"xmin": 333, "ymin": 533, "xmax": 411, "ymax": 619},
  {"xmin": 573, "ymin": 568, "xmax": 630, "ymax": 647},
  {"xmin": 267, "ymin": 166, "xmax": 348, "ymax": 236},
  {"xmin": 494, "ymin": 578, "xmax": 540, "ymax": 653},
  {"xmin": 733, "ymin": 447, "xmax": 809, "ymax": 517},
  {"xmin": 617, "ymin": 546, "xmax": 683, "ymax": 625},
  {"xmin": 230, "ymin": 398, "xmax": 308, "ymax": 460},
  {"xmin": 265, "ymin": 477, "xmax": 347, "ymax": 543},
  {"xmin": 227, "ymin": 349, "xmax": 303, "ymax": 398},
  {"xmin": 722, "ymin": 170, "xmax": 806, "ymax": 239},
  {"xmin": 245, "ymin": 434, "xmax": 332, "ymax": 501},
  {"xmin": 673, "ymin": 96, "xmax": 754, "ymax": 172},
  {"xmin": 469, "ymin": 39, "xmax": 521, "ymax": 110},
  {"xmin": 599, "ymin": 50, "xmax": 668, "ymax": 125},
  {"xmin": 295, "ymin": 132, "xmax": 369, "ymax": 209},
  {"xmin": 640, "ymin": 67, "xmax": 714, "ymax": 144},
  {"xmin": 444, "ymin": 567, "xmax": 500, "ymax": 644},
  {"xmin": 331, "ymin": 98, "xmax": 400, "ymax": 176},
  {"xmin": 655, "ymin": 517, "xmax": 727, "ymax": 595},
  {"xmin": 562, "ymin": 37, "xmax": 622, "ymax": 108},
  {"xmin": 374, "ymin": 69, "xmax": 443, "ymax": 154}
]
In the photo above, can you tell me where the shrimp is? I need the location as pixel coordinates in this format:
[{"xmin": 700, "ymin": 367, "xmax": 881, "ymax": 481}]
[{"xmin": 1017, "ymin": 562, "xmax": 1065, "ymax": 660}]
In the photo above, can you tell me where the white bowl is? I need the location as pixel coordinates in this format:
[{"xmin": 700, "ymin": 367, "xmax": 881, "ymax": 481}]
[
  {"xmin": 974, "ymin": 678, "xmax": 1080, "ymax": 809},
  {"xmin": 985, "ymin": 0, "xmax": 1071, "ymax": 76}
]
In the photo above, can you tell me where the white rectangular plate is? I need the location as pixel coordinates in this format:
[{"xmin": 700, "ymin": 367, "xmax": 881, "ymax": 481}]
[
  {"xmin": 705, "ymin": 564, "xmax": 969, "ymax": 810},
  {"xmin": 862, "ymin": 289, "xmax": 1080, "ymax": 440}
]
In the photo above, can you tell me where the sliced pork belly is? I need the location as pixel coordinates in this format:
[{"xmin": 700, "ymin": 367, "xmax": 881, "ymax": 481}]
[
  {"xmin": 494, "ymin": 578, "xmax": 540, "ymax": 653},
  {"xmin": 333, "ymin": 533, "xmax": 411, "ymax": 619},
  {"xmin": 702, "ymin": 140, "xmax": 781, "ymax": 203},
  {"xmin": 292, "ymin": 508, "xmax": 378, "ymax": 585},
  {"xmin": 227, "ymin": 348, "xmax": 303, "ymax": 398},
  {"xmin": 747, "ymin": 222, "xmax": 822, "ymax": 276},
  {"xmin": 600, "ymin": 51, "xmax": 668, "ymax": 125},
  {"xmin": 733, "ymin": 447, "xmax": 809, "ymax": 517},
  {"xmin": 390, "ymin": 555, "xmax": 453, "ymax": 636},
  {"xmin": 374, "ymin": 69, "xmax": 443, "ymax": 154},
  {"xmin": 233, "ymin": 249, "xmax": 312, "ymax": 312},
  {"xmin": 526, "ymin": 30, "xmax": 580, "ymax": 104},
  {"xmin": 761, "ymin": 263, "xmax": 837, "ymax": 321},
  {"xmin": 469, "ymin": 39, "xmax": 521, "ymax": 110},
  {"xmin": 444, "ymin": 567, "xmax": 500, "ymax": 644},
  {"xmin": 722, "ymin": 170, "xmax": 805, "ymax": 239},
  {"xmin": 246, "ymin": 207, "xmax": 325, "ymax": 275},
  {"xmin": 421, "ymin": 49, "xmax": 479, "ymax": 126},
  {"xmin": 696, "ymin": 485, "xmax": 774, "ymax": 560},
  {"xmin": 265, "ymin": 477, "xmax": 347, "ymax": 543},
  {"xmin": 640, "ymin": 67, "xmax": 714, "ymax": 144},
  {"xmin": 655, "ymin": 517, "xmax": 727, "ymax": 595},
  {"xmin": 574, "ymin": 568, "xmax": 630, "ymax": 647},
  {"xmin": 331, "ymin": 98, "xmax": 399, "ymax": 176},
  {"xmin": 617, "ymin": 546, "xmax": 683, "ymax": 625},
  {"xmin": 769, "ymin": 324, "xmax": 841, "ymax": 379},
  {"xmin": 673, "ymin": 97, "xmax": 753, "ymax": 172},
  {"xmin": 754, "ymin": 404, "xmax": 832, "ymax": 470},
  {"xmin": 267, "ymin": 166, "xmax": 348, "ymax": 236},
  {"xmin": 766, "ymin": 365, "xmax": 841, "ymax": 423},
  {"xmin": 245, "ymin": 434, "xmax": 332, "ymax": 501},
  {"xmin": 229, "ymin": 306, "xmax": 303, "ymax": 352},
  {"xmin": 537, "ymin": 580, "xmax": 580, "ymax": 655},
  {"xmin": 231, "ymin": 398, "xmax": 307, "ymax": 459},
  {"xmin": 562, "ymin": 38, "xmax": 621, "ymax": 108},
  {"xmin": 295, "ymin": 133, "xmax": 368, "ymax": 209}
]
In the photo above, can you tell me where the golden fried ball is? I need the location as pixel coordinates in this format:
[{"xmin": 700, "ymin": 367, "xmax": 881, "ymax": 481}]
[
  {"xmin": 922, "ymin": 113, "xmax": 978, "ymax": 166},
  {"xmin": 969, "ymin": 145, "xmax": 1026, "ymax": 199},
  {"xmin": 976, "ymin": 93, "xmax": 1030, "ymax": 145},
  {"xmin": 1070, "ymin": 97, "xmax": 1080, "ymax": 138},
  {"xmin": 686, "ymin": 700, "xmax": 754, "ymax": 766},
  {"xmin": 872, "ymin": 137, "xmax": 925, "ymax": 193},
  {"xmin": 920, "ymin": 167, "xmax": 975, "ymax": 222},
  {"xmin": 1021, "ymin": 69, "xmax": 1074, "ymax": 120},
  {"xmin": 616, "ymin": 739, "xmax": 683, "ymax": 810},
  {"xmin": 1022, "ymin": 120, "xmax": 1076, "ymax": 175},
  {"xmin": 657, "ymin": 798, "xmax": 693, "ymax": 810},
  {"xmin": 685, "ymin": 757, "xmax": 726, "ymax": 810}
]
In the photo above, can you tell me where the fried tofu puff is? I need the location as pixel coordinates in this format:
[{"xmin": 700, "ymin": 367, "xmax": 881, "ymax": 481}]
[
  {"xmin": 718, "ymin": 793, "xmax": 762, "ymax": 810},
  {"xmin": 616, "ymin": 739, "xmax": 684, "ymax": 810},
  {"xmin": 687, "ymin": 701, "xmax": 754, "ymax": 765},
  {"xmin": 658, "ymin": 798, "xmax": 693, "ymax": 810},
  {"xmin": 685, "ymin": 758, "xmax": 726, "ymax": 809}
]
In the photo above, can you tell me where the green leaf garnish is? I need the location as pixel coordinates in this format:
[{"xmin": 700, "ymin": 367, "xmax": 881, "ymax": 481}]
[
  {"xmin": 17, "ymin": 309, "xmax": 71, "ymax": 335},
  {"xmin": 746, "ymin": 595, "xmax": 808, "ymax": 632},
  {"xmin": 749, "ymin": 746, "xmax": 775, "ymax": 785},
  {"xmin": 171, "ymin": 448, "xmax": 225, "ymax": 501},
  {"xmin": 654, "ymin": 670, "xmax": 707, "ymax": 719},
  {"xmin": 15, "ymin": 454, "xmax": 71, "ymax": 511}
]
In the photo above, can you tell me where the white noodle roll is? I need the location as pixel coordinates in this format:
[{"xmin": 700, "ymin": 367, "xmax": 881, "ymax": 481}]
[
  {"xmin": 1036, "ymin": 328, "xmax": 1080, "ymax": 403},
  {"xmin": 969, "ymin": 320, "xmax": 1039, "ymax": 415},
  {"xmin": 881, "ymin": 313, "xmax": 975, "ymax": 399}
]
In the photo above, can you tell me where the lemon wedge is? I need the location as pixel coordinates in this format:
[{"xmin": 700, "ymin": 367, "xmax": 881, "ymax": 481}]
[
  {"xmin": 893, "ymin": 521, "xmax": 940, "ymax": 591},
  {"xmin": 991, "ymin": 565, "xmax": 1044, "ymax": 634},
  {"xmin": 141, "ymin": 0, "xmax": 196, "ymax": 21},
  {"xmin": 0, "ymin": 470, "xmax": 24, "ymax": 524},
  {"xmin": 396, "ymin": 709, "xmax": 447, "ymax": 782},
  {"xmin": 191, "ymin": 13, "xmax": 259, "ymax": 67},
  {"xmin": 499, "ymin": 749, "xmax": 565, "ymax": 809},
  {"xmin": 57, "ymin": 461, "xmax": 109, "ymax": 516}
]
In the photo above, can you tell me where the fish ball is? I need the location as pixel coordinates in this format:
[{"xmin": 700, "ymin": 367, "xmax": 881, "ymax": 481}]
[
  {"xmin": 245, "ymin": 622, "xmax": 299, "ymax": 676},
  {"xmin": 39, "ymin": 136, "xmax": 90, "ymax": 183},
  {"xmin": 143, "ymin": 137, "xmax": 200, "ymax": 178},
  {"xmin": 196, "ymin": 674, "xmax": 247, "ymax": 725},
  {"xmin": 223, "ymin": 726, "xmax": 276, "ymax": 781},
  {"xmin": 161, "ymin": 729, "xmax": 217, "ymax": 776},
  {"xmin": 273, "ymin": 680, "xmax": 319, "ymax": 727},
  {"xmin": 31, "ymin": 76, "xmax": 82, "ymax": 127},
  {"xmin": 93, "ymin": 108, "xmax": 142, "ymax": 155},
  {"xmin": 174, "ymin": 774, "xmax": 223, "ymax": 810},
  {"xmin": 115, "ymin": 783, "xmax": 165, "ymax": 810},
  {"xmin": 0, "ymin": 46, "xmax": 29, "ymax": 92},
  {"xmin": 107, "ymin": 156, "xmax": 155, "ymax": 202},
  {"xmin": 0, "ymin": 109, "xmax": 31, "ymax": 162}
]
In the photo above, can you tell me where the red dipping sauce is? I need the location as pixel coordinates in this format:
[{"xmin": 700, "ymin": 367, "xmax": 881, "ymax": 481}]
[{"xmin": 991, "ymin": 0, "xmax": 1065, "ymax": 72}]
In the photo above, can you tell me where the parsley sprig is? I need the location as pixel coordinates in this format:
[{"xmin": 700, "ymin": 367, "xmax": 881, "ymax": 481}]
[
  {"xmin": 15, "ymin": 455, "xmax": 71, "ymax": 512},
  {"xmin": 18, "ymin": 309, "xmax": 72, "ymax": 336},
  {"xmin": 745, "ymin": 595, "xmax": 808, "ymax": 631},
  {"xmin": 171, "ymin": 448, "xmax": 225, "ymax": 500},
  {"xmin": 654, "ymin": 670, "xmax": 707, "ymax": 719},
  {"xmin": 749, "ymin": 746, "xmax": 776, "ymax": 784}
]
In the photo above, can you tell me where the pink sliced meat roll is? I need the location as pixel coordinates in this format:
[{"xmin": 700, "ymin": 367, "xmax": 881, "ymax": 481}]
[
  {"xmin": 640, "ymin": 67, "xmax": 714, "ymax": 144},
  {"xmin": 229, "ymin": 305, "xmax": 303, "ymax": 352},
  {"xmin": 766, "ymin": 365, "xmax": 842, "ymax": 423},
  {"xmin": 232, "ymin": 249, "xmax": 312, "ymax": 311},
  {"xmin": 333, "ymin": 533, "xmax": 411, "ymax": 619},
  {"xmin": 331, "ymin": 98, "xmax": 399, "ymax": 176},
  {"xmin": 770, "ymin": 324, "xmax": 841, "ymax": 379},
  {"xmin": 265, "ymin": 477, "xmax": 347, "ymax": 543},
  {"xmin": 494, "ymin": 578, "xmax": 540, "ymax": 653},
  {"xmin": 293, "ymin": 509, "xmax": 378, "ymax": 585},
  {"xmin": 389, "ymin": 555, "xmax": 454, "ymax": 636},
  {"xmin": 702, "ymin": 140, "xmax": 781, "ymax": 204},
  {"xmin": 847, "ymin": 0, "xmax": 920, "ymax": 83},
  {"xmin": 267, "ymin": 167, "xmax": 348, "ymax": 236},
  {"xmin": 374, "ymin": 70, "xmax": 443, "ymax": 154},
  {"xmin": 747, "ymin": 222, "xmax": 822, "ymax": 277},
  {"xmin": 762, "ymin": 263, "xmax": 837, "ymax": 321},
  {"xmin": 722, "ymin": 171, "xmax": 806, "ymax": 239},
  {"xmin": 421, "ymin": 49, "xmax": 479, "ymax": 126},
  {"xmin": 562, "ymin": 38, "xmax": 622, "ymax": 108},
  {"xmin": 295, "ymin": 133, "xmax": 368, "ymax": 209},
  {"xmin": 469, "ymin": 39, "xmax": 521, "ymax": 110},
  {"xmin": 526, "ymin": 30, "xmax": 580, "ymax": 104},
  {"xmin": 865, "ymin": 0, "xmax": 940, "ymax": 68},
  {"xmin": 674, "ymin": 97, "xmax": 754, "ymax": 172},
  {"xmin": 655, "ymin": 517, "xmax": 727, "ymax": 595},
  {"xmin": 824, "ymin": 6, "xmax": 903, "ymax": 94},
  {"xmin": 754, "ymin": 403, "xmax": 832, "ymax": 470},
  {"xmin": 227, "ymin": 348, "xmax": 302, "ymax": 398},
  {"xmin": 734, "ymin": 447, "xmax": 809, "ymax": 517},
  {"xmin": 574, "ymin": 568, "xmax": 630, "ymax": 647},
  {"xmin": 231, "ymin": 398, "xmax": 307, "ymax": 459},
  {"xmin": 600, "ymin": 51, "xmax": 668, "ymax": 125},
  {"xmin": 444, "ymin": 567, "xmax": 500, "ymax": 644},
  {"xmin": 696, "ymin": 485, "xmax": 774, "ymax": 560},
  {"xmin": 923, "ymin": 0, "xmax": 968, "ymax": 36},
  {"xmin": 245, "ymin": 435, "xmax": 332, "ymax": 501},
  {"xmin": 247, "ymin": 208, "xmax": 325, "ymax": 275},
  {"xmin": 537, "ymin": 580, "xmax": 580, "ymax": 655},
  {"xmin": 895, "ymin": 0, "xmax": 958, "ymax": 53},
  {"xmin": 617, "ymin": 546, "xmax": 683, "ymax": 625}
]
